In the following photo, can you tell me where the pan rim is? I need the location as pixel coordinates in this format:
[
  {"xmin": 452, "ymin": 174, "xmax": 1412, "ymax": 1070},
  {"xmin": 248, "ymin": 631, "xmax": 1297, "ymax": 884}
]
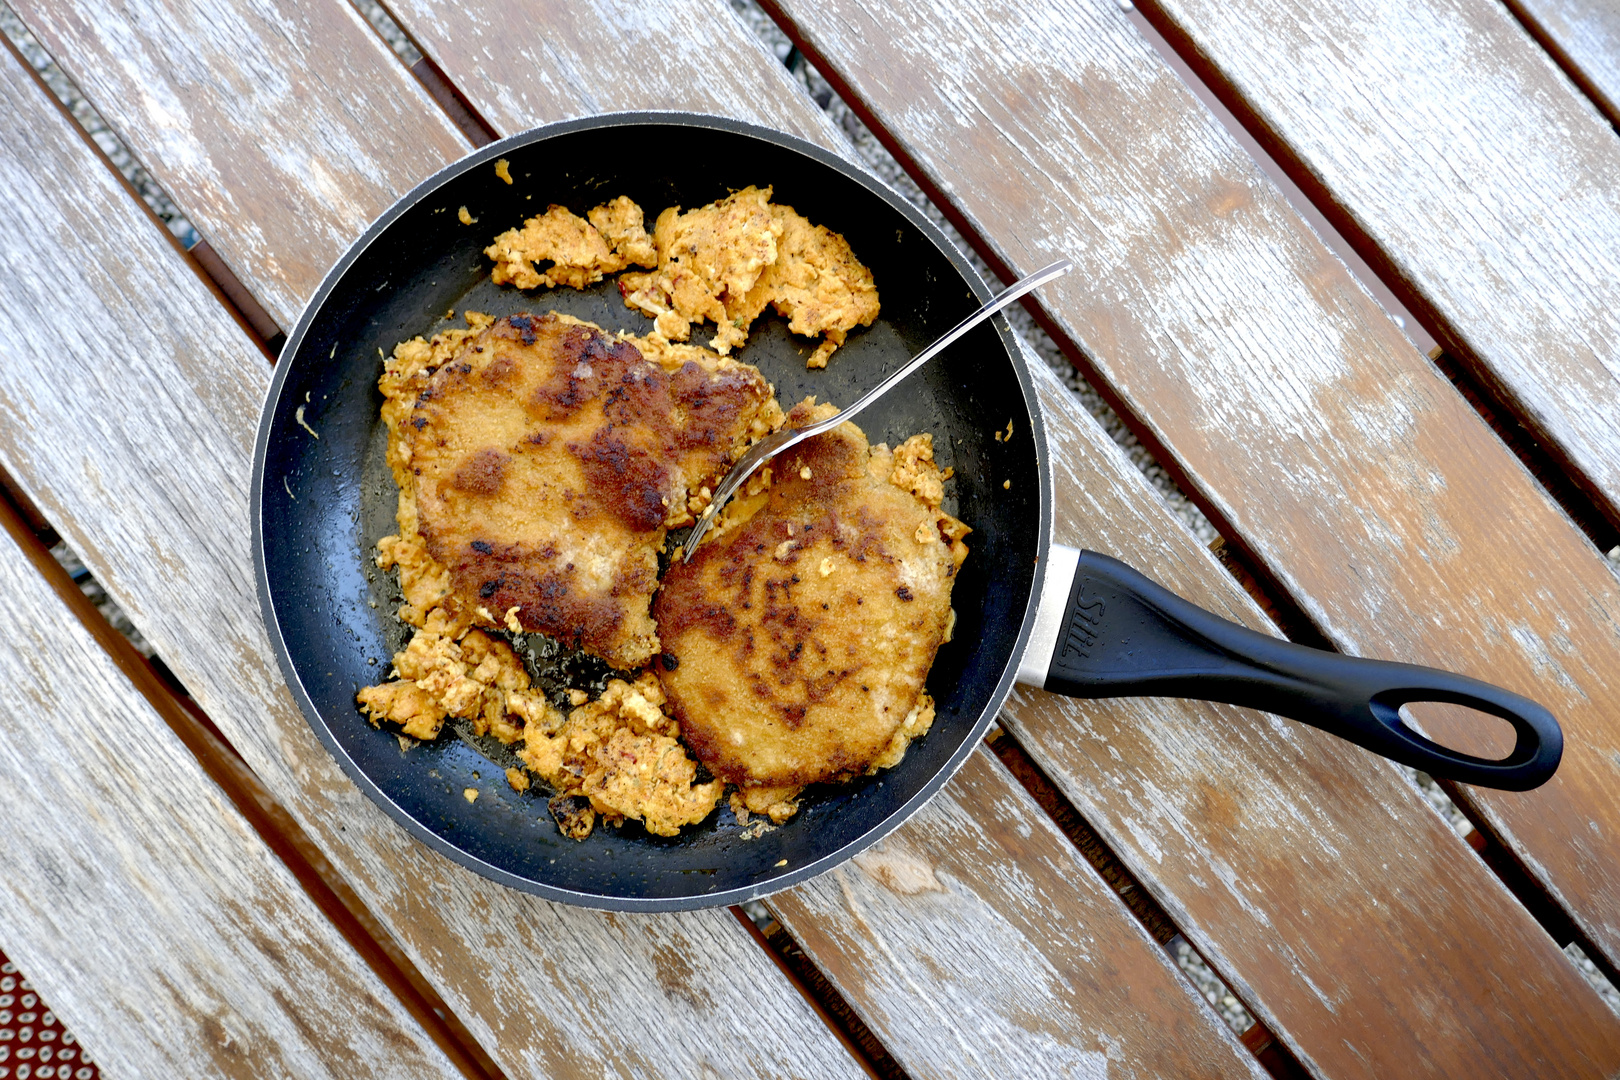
[{"xmin": 251, "ymin": 110, "xmax": 1055, "ymax": 910}]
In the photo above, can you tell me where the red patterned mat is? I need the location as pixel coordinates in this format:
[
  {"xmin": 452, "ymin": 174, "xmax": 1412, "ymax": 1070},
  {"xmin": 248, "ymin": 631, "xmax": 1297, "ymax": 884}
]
[{"xmin": 0, "ymin": 950, "xmax": 97, "ymax": 1080}]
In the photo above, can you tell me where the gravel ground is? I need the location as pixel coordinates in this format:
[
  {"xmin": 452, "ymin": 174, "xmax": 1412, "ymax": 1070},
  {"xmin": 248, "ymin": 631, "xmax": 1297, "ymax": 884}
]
[
  {"xmin": 2, "ymin": 0, "xmax": 1614, "ymax": 1034},
  {"xmin": 48, "ymin": 543, "xmax": 153, "ymax": 658}
]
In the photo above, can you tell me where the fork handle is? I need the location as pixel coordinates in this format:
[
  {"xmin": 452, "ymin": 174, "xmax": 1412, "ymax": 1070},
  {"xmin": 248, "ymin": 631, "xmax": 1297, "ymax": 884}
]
[
  {"xmin": 830, "ymin": 259, "xmax": 1073, "ymax": 432},
  {"xmin": 681, "ymin": 259, "xmax": 1073, "ymax": 560}
]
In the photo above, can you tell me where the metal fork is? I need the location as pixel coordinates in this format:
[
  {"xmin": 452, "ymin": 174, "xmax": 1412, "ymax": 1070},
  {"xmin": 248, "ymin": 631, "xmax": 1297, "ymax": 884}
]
[{"xmin": 679, "ymin": 259, "xmax": 1073, "ymax": 561}]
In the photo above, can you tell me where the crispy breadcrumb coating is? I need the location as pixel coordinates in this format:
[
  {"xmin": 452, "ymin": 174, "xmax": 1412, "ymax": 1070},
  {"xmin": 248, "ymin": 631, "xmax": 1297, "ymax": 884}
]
[
  {"xmin": 654, "ymin": 401, "xmax": 968, "ymax": 821},
  {"xmin": 380, "ymin": 311, "xmax": 780, "ymax": 668}
]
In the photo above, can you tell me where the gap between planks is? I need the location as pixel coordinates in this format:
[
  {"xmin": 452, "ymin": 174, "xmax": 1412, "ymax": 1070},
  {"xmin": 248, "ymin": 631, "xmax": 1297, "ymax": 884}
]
[
  {"xmin": 751, "ymin": 0, "xmax": 1620, "ymax": 978},
  {"xmin": 348, "ymin": 0, "xmax": 500, "ymax": 146},
  {"xmin": 0, "ymin": 15, "xmax": 926, "ymax": 1075},
  {"xmin": 1499, "ymin": 0, "xmax": 1620, "ymax": 131},
  {"xmin": 731, "ymin": 907, "xmax": 910, "ymax": 1080},
  {"xmin": 0, "ymin": 462, "xmax": 507, "ymax": 1080},
  {"xmin": 1125, "ymin": 0, "xmax": 1620, "ymax": 545},
  {"xmin": 980, "ymin": 728, "xmax": 1312, "ymax": 1080},
  {"xmin": 1424, "ymin": 347, "xmax": 1620, "ymax": 561},
  {"xmin": 3, "ymin": 2, "xmax": 491, "ymax": 356},
  {"xmin": 0, "ymin": 10, "xmax": 284, "ymax": 363}
]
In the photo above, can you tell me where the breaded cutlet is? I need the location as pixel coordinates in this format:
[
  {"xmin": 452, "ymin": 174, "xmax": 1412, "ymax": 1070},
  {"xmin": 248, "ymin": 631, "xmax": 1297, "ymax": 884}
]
[
  {"xmin": 401, "ymin": 311, "xmax": 780, "ymax": 668},
  {"xmin": 653, "ymin": 401, "xmax": 969, "ymax": 816}
]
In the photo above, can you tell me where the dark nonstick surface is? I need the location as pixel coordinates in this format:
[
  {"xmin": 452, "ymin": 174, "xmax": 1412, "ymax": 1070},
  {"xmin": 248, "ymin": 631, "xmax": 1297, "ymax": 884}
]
[{"xmin": 252, "ymin": 114, "xmax": 1053, "ymax": 910}]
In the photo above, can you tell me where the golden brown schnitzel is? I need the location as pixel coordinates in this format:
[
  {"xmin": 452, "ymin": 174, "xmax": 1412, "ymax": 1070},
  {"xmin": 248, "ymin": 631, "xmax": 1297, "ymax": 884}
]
[
  {"xmin": 384, "ymin": 311, "xmax": 781, "ymax": 668},
  {"xmin": 653, "ymin": 401, "xmax": 969, "ymax": 821}
]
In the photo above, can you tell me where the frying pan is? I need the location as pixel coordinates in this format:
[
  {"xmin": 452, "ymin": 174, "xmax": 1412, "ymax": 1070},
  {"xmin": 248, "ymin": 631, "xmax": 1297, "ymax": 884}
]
[{"xmin": 252, "ymin": 113, "xmax": 1561, "ymax": 912}]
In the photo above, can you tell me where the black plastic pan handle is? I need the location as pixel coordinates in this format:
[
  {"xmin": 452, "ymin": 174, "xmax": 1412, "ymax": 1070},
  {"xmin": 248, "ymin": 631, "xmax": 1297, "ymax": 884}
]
[{"xmin": 1022, "ymin": 548, "xmax": 1562, "ymax": 791}]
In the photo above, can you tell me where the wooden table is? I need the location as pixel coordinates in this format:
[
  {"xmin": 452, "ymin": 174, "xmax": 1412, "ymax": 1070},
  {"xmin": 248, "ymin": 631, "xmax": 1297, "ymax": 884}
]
[{"xmin": 0, "ymin": 0, "xmax": 1617, "ymax": 1076}]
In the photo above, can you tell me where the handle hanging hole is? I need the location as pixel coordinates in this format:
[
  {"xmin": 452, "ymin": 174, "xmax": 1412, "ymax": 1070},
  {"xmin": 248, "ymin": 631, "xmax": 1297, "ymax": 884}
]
[{"xmin": 1398, "ymin": 702, "xmax": 1519, "ymax": 762}]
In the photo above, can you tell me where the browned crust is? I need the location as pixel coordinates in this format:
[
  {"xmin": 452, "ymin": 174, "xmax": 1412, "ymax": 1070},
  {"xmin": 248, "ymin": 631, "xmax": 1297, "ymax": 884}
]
[
  {"xmin": 655, "ymin": 405, "xmax": 968, "ymax": 789},
  {"xmin": 403, "ymin": 312, "xmax": 777, "ymax": 668},
  {"xmin": 409, "ymin": 316, "xmax": 666, "ymax": 662}
]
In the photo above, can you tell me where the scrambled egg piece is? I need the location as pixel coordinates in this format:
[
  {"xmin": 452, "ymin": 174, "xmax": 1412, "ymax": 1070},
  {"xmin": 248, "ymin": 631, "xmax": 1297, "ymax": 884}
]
[
  {"xmin": 357, "ymin": 606, "xmax": 560, "ymax": 744},
  {"xmin": 518, "ymin": 674, "xmax": 724, "ymax": 839},
  {"xmin": 619, "ymin": 185, "xmax": 879, "ymax": 367},
  {"xmin": 357, "ymin": 612, "xmax": 724, "ymax": 839},
  {"xmin": 486, "ymin": 197, "xmax": 657, "ymax": 290}
]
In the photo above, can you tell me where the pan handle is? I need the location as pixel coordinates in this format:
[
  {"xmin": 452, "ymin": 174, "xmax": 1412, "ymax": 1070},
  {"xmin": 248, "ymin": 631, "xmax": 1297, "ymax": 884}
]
[{"xmin": 1018, "ymin": 547, "xmax": 1562, "ymax": 791}]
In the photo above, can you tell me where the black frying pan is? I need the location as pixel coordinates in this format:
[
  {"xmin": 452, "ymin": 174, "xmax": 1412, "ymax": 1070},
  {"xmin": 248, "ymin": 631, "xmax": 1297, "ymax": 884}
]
[{"xmin": 252, "ymin": 113, "xmax": 1560, "ymax": 913}]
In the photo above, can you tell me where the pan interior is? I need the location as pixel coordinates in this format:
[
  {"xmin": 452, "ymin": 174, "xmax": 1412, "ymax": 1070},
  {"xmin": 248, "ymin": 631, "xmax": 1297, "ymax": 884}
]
[{"xmin": 258, "ymin": 121, "xmax": 1042, "ymax": 906}]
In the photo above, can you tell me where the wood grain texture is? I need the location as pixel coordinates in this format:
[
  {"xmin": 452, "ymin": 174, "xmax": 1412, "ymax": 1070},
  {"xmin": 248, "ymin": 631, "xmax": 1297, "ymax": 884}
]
[
  {"xmin": 1022, "ymin": 352, "xmax": 1620, "ymax": 1077},
  {"xmin": 1511, "ymin": 0, "xmax": 1620, "ymax": 123},
  {"xmin": 0, "ymin": 0, "xmax": 1276, "ymax": 1073},
  {"xmin": 6, "ymin": 0, "xmax": 471, "ymax": 330},
  {"xmin": 19, "ymin": 0, "xmax": 1613, "ymax": 1075},
  {"xmin": 393, "ymin": 4, "xmax": 1620, "ymax": 1073},
  {"xmin": 380, "ymin": 0, "xmax": 843, "ymax": 146},
  {"xmin": 1136, "ymin": 0, "xmax": 1620, "ymax": 529},
  {"xmin": 372, "ymin": 4, "xmax": 1280, "ymax": 1074},
  {"xmin": 766, "ymin": 0, "xmax": 1620, "ymax": 985},
  {"xmin": 0, "ymin": 24, "xmax": 864, "ymax": 1080},
  {"xmin": 0, "ymin": 519, "xmax": 459, "ymax": 1078},
  {"xmin": 772, "ymin": 746, "xmax": 1268, "ymax": 1080}
]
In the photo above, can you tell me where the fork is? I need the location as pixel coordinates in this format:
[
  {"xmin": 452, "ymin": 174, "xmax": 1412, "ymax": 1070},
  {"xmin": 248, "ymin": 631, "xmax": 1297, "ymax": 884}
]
[{"xmin": 679, "ymin": 258, "xmax": 1074, "ymax": 561}]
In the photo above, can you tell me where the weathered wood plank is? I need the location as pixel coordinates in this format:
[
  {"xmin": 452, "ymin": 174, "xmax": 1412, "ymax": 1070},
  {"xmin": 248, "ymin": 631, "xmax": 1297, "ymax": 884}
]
[
  {"xmin": 773, "ymin": 746, "xmax": 1268, "ymax": 1080},
  {"xmin": 0, "ymin": 25, "xmax": 864, "ymax": 1080},
  {"xmin": 1026, "ymin": 355, "xmax": 1620, "ymax": 1077},
  {"xmin": 387, "ymin": 1, "xmax": 1620, "ymax": 1074},
  {"xmin": 7, "ymin": 0, "xmax": 838, "ymax": 332},
  {"xmin": 1510, "ymin": 0, "xmax": 1620, "ymax": 124},
  {"xmin": 1135, "ymin": 0, "xmax": 1620, "ymax": 531},
  {"xmin": 0, "ymin": 0, "xmax": 1273, "ymax": 1073},
  {"xmin": 765, "ymin": 0, "xmax": 1620, "ymax": 983},
  {"xmin": 6, "ymin": 0, "xmax": 470, "ymax": 330},
  {"xmin": 380, "ymin": 0, "xmax": 844, "ymax": 145},
  {"xmin": 0, "ymin": 496, "xmax": 459, "ymax": 1079},
  {"xmin": 371, "ymin": 1, "xmax": 1273, "ymax": 1070}
]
